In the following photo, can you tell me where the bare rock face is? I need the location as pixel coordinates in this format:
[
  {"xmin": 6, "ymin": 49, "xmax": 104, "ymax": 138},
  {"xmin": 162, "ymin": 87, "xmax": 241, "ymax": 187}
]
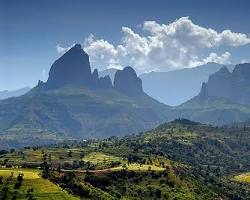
[
  {"xmin": 198, "ymin": 63, "xmax": 250, "ymax": 105},
  {"xmin": 199, "ymin": 82, "xmax": 207, "ymax": 101},
  {"xmin": 233, "ymin": 63, "xmax": 250, "ymax": 80},
  {"xmin": 44, "ymin": 44, "xmax": 114, "ymax": 90},
  {"xmin": 114, "ymin": 66, "xmax": 143, "ymax": 96},
  {"xmin": 99, "ymin": 76, "xmax": 112, "ymax": 88},
  {"xmin": 205, "ymin": 66, "xmax": 232, "ymax": 99},
  {"xmin": 46, "ymin": 44, "xmax": 92, "ymax": 88}
]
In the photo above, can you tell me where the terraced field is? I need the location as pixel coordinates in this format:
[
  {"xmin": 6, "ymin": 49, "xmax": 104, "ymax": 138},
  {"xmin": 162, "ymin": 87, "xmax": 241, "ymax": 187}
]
[{"xmin": 82, "ymin": 152, "xmax": 122, "ymax": 164}]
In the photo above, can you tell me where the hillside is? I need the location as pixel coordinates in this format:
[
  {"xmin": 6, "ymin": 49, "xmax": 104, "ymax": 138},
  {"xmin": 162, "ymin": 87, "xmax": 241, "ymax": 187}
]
[
  {"xmin": 0, "ymin": 87, "xmax": 30, "ymax": 100},
  {"xmin": 0, "ymin": 119, "xmax": 249, "ymax": 199},
  {"xmin": 0, "ymin": 168, "xmax": 78, "ymax": 199},
  {"xmin": 177, "ymin": 96, "xmax": 250, "ymax": 125}
]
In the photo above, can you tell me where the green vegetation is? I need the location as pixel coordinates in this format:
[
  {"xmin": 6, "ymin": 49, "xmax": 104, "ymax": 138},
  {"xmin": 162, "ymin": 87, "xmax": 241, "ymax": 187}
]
[
  {"xmin": 0, "ymin": 119, "xmax": 249, "ymax": 199},
  {"xmin": 0, "ymin": 85, "xmax": 174, "ymax": 149},
  {"xmin": 82, "ymin": 152, "xmax": 122, "ymax": 165}
]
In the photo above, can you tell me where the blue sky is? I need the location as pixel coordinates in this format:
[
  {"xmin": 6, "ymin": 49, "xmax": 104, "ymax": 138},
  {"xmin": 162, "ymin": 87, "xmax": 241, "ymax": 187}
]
[{"xmin": 0, "ymin": 0, "xmax": 250, "ymax": 90}]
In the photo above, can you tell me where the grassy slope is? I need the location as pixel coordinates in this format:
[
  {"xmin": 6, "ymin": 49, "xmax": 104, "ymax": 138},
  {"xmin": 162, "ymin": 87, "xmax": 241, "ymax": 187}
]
[
  {"xmin": 0, "ymin": 86, "xmax": 175, "ymax": 148},
  {"xmin": 0, "ymin": 168, "xmax": 79, "ymax": 200}
]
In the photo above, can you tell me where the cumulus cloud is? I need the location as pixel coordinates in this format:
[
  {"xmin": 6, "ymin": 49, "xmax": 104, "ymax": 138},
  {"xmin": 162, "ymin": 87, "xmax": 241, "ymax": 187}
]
[
  {"xmin": 189, "ymin": 52, "xmax": 231, "ymax": 67},
  {"xmin": 83, "ymin": 34, "xmax": 123, "ymax": 69},
  {"xmin": 58, "ymin": 17, "xmax": 250, "ymax": 73}
]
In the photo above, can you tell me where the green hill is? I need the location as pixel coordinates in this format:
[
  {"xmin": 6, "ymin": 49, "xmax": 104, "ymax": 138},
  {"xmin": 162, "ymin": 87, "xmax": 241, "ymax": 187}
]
[{"xmin": 0, "ymin": 84, "xmax": 175, "ymax": 148}]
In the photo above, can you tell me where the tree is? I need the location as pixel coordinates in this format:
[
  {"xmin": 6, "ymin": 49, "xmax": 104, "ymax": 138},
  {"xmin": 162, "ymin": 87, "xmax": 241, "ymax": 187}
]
[
  {"xmin": 14, "ymin": 173, "xmax": 24, "ymax": 189},
  {"xmin": 80, "ymin": 151, "xmax": 85, "ymax": 159},
  {"xmin": 10, "ymin": 149, "xmax": 15, "ymax": 154},
  {"xmin": 68, "ymin": 151, "xmax": 73, "ymax": 157},
  {"xmin": 41, "ymin": 161, "xmax": 51, "ymax": 179}
]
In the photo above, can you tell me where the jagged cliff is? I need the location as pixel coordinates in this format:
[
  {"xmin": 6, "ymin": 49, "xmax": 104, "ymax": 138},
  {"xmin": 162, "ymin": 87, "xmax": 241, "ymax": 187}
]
[{"xmin": 199, "ymin": 63, "xmax": 250, "ymax": 105}]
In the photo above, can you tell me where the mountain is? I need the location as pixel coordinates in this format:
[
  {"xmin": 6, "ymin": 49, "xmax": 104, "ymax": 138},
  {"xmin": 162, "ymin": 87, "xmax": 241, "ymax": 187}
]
[
  {"xmin": 139, "ymin": 63, "xmax": 234, "ymax": 106},
  {"xmin": 0, "ymin": 44, "xmax": 175, "ymax": 148},
  {"xmin": 0, "ymin": 87, "xmax": 30, "ymax": 100},
  {"xmin": 200, "ymin": 63, "xmax": 250, "ymax": 105},
  {"xmin": 178, "ymin": 64, "xmax": 250, "ymax": 125}
]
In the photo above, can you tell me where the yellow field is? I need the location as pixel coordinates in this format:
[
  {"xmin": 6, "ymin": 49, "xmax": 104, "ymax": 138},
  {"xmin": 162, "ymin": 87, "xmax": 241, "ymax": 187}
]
[
  {"xmin": 234, "ymin": 172, "xmax": 250, "ymax": 183},
  {"xmin": 0, "ymin": 168, "xmax": 79, "ymax": 200},
  {"xmin": 112, "ymin": 163, "xmax": 165, "ymax": 171},
  {"xmin": 0, "ymin": 168, "xmax": 40, "ymax": 179}
]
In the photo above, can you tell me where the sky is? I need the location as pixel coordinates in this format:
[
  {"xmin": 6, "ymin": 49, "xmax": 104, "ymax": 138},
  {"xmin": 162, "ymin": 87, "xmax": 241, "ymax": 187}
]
[{"xmin": 0, "ymin": 0, "xmax": 250, "ymax": 90}]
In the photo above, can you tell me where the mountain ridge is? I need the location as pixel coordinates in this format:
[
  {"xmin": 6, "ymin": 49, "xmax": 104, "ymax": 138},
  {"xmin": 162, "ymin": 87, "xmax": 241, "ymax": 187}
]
[{"xmin": 0, "ymin": 44, "xmax": 176, "ymax": 148}]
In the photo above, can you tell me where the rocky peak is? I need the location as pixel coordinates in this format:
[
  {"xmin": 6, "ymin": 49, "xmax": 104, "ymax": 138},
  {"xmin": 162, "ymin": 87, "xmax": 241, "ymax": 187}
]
[
  {"xmin": 198, "ymin": 63, "xmax": 250, "ymax": 105},
  {"xmin": 114, "ymin": 66, "xmax": 143, "ymax": 96},
  {"xmin": 217, "ymin": 66, "xmax": 231, "ymax": 75},
  {"xmin": 43, "ymin": 45, "xmax": 142, "ymax": 92},
  {"xmin": 92, "ymin": 69, "xmax": 99, "ymax": 80},
  {"xmin": 232, "ymin": 63, "xmax": 250, "ymax": 80},
  {"xmin": 45, "ymin": 44, "xmax": 92, "ymax": 88}
]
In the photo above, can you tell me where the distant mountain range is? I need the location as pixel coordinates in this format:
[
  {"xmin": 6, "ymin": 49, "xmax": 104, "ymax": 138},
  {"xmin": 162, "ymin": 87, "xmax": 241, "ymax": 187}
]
[
  {"xmin": 0, "ymin": 87, "xmax": 30, "ymax": 100},
  {"xmin": 140, "ymin": 63, "xmax": 235, "ymax": 106},
  {"xmin": 0, "ymin": 44, "xmax": 175, "ymax": 148},
  {"xmin": 100, "ymin": 63, "xmax": 234, "ymax": 106}
]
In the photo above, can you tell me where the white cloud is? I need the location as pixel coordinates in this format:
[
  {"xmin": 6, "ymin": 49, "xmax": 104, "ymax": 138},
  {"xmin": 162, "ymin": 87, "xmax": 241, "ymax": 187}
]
[
  {"xmin": 83, "ymin": 34, "xmax": 122, "ymax": 70},
  {"xmin": 203, "ymin": 52, "xmax": 231, "ymax": 64},
  {"xmin": 58, "ymin": 17, "xmax": 250, "ymax": 73},
  {"xmin": 56, "ymin": 44, "xmax": 72, "ymax": 54},
  {"xmin": 189, "ymin": 52, "xmax": 231, "ymax": 67}
]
